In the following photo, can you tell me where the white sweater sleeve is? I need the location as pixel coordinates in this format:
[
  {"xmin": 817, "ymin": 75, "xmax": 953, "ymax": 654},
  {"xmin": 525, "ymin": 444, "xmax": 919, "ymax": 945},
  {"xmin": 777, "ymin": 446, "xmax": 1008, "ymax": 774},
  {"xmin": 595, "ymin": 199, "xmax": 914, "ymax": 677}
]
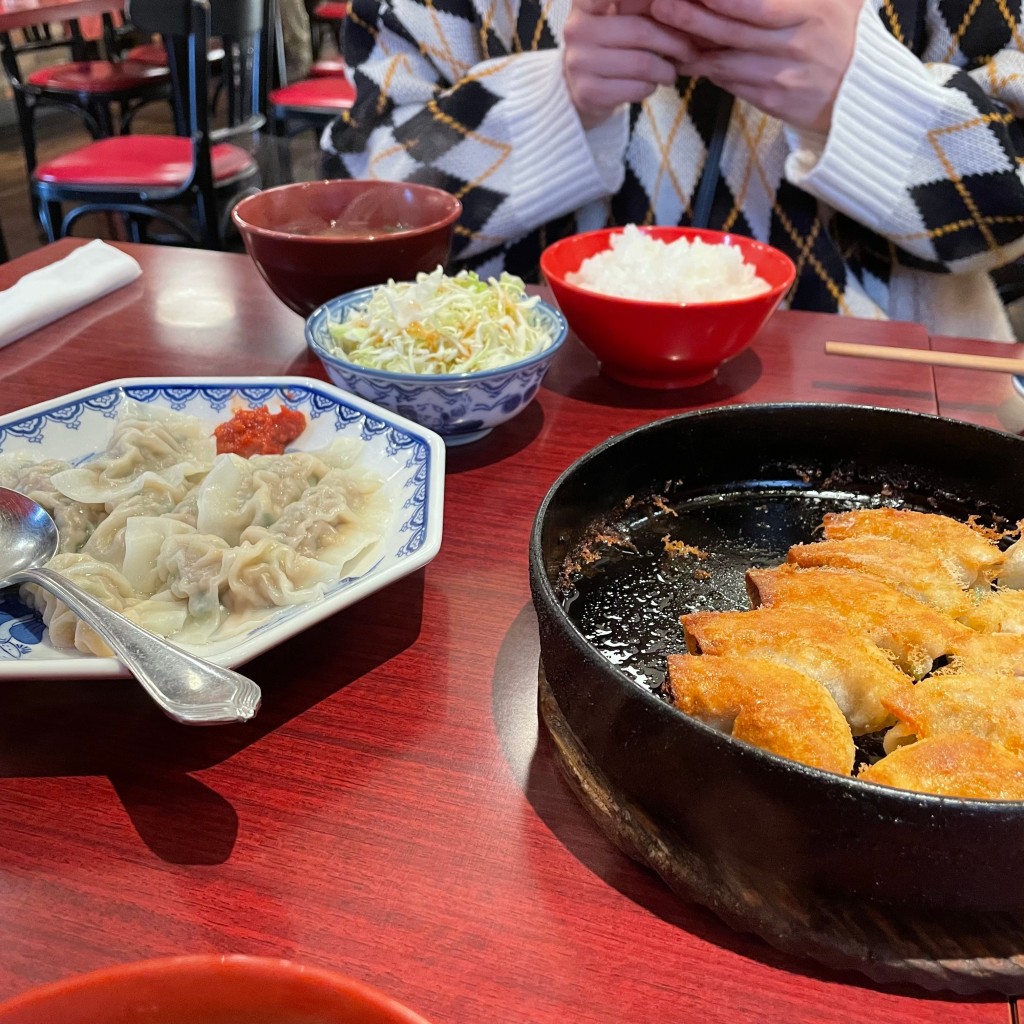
[
  {"xmin": 784, "ymin": 0, "xmax": 1024, "ymax": 273},
  {"xmin": 326, "ymin": 0, "xmax": 627, "ymax": 259}
]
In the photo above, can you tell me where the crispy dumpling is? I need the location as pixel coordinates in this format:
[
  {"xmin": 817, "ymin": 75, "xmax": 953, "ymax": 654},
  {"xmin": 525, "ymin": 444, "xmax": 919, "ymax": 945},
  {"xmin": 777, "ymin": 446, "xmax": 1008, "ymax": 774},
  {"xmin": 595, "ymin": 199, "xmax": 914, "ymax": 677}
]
[
  {"xmin": 960, "ymin": 588, "xmax": 1024, "ymax": 634},
  {"xmin": 820, "ymin": 508, "xmax": 1002, "ymax": 589},
  {"xmin": 786, "ymin": 536, "xmax": 972, "ymax": 617},
  {"xmin": 882, "ymin": 672, "xmax": 1024, "ymax": 755},
  {"xmin": 665, "ymin": 653, "xmax": 855, "ymax": 774},
  {"xmin": 858, "ymin": 735, "xmax": 1024, "ymax": 800},
  {"xmin": 998, "ymin": 534, "xmax": 1024, "ymax": 588},
  {"xmin": 680, "ymin": 606, "xmax": 912, "ymax": 735},
  {"xmin": 942, "ymin": 631, "xmax": 1024, "ymax": 676},
  {"xmin": 746, "ymin": 564, "xmax": 970, "ymax": 679}
]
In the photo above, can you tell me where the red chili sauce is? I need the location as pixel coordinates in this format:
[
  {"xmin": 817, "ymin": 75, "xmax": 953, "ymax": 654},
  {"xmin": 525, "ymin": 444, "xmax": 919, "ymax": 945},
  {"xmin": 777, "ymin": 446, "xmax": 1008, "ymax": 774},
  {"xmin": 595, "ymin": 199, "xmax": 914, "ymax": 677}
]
[{"xmin": 214, "ymin": 405, "xmax": 307, "ymax": 458}]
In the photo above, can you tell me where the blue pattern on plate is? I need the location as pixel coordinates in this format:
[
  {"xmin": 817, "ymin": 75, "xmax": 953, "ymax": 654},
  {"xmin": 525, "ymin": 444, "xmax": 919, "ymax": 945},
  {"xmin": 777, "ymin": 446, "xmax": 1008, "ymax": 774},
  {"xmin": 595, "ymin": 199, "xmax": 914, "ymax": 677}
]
[{"xmin": 0, "ymin": 379, "xmax": 443, "ymax": 668}]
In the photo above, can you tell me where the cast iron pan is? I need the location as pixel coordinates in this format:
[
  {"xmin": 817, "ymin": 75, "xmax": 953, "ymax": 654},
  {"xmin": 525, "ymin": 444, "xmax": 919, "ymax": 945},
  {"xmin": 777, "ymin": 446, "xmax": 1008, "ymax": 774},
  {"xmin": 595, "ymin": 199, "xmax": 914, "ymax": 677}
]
[{"xmin": 529, "ymin": 403, "xmax": 1024, "ymax": 912}]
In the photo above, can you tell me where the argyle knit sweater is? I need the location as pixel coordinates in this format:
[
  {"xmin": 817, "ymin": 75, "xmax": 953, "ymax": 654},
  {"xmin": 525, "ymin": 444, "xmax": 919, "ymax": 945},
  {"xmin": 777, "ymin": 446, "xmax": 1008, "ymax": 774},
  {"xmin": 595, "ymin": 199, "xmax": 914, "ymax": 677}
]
[{"xmin": 323, "ymin": 0, "xmax": 1024, "ymax": 339}]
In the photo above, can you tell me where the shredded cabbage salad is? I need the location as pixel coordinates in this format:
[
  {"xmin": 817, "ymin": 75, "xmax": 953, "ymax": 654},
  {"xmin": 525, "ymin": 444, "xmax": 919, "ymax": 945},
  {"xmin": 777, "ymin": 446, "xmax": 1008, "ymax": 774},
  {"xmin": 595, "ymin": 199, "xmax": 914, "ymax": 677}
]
[{"xmin": 325, "ymin": 267, "xmax": 551, "ymax": 375}]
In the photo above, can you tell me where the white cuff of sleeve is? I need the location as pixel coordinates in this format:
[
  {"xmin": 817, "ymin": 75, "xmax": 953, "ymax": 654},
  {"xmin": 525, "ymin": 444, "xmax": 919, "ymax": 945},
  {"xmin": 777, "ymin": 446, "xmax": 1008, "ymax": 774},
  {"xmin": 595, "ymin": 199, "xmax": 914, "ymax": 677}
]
[
  {"xmin": 503, "ymin": 50, "xmax": 626, "ymax": 231},
  {"xmin": 784, "ymin": 2, "xmax": 938, "ymax": 228}
]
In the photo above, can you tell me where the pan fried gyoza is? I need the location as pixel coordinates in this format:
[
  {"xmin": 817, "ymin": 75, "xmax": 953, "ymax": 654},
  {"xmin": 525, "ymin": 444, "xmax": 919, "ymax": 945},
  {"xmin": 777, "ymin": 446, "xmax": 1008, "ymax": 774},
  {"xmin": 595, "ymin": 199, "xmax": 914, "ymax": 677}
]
[
  {"xmin": 858, "ymin": 735, "xmax": 1024, "ymax": 800},
  {"xmin": 746, "ymin": 564, "xmax": 970, "ymax": 678},
  {"xmin": 820, "ymin": 507, "xmax": 1003, "ymax": 589},
  {"xmin": 960, "ymin": 588, "xmax": 1024, "ymax": 633},
  {"xmin": 882, "ymin": 672, "xmax": 1024, "ymax": 756},
  {"xmin": 998, "ymin": 534, "xmax": 1024, "ymax": 588},
  {"xmin": 665, "ymin": 654, "xmax": 855, "ymax": 774},
  {"xmin": 659, "ymin": 505, "xmax": 1024, "ymax": 798},
  {"xmin": 680, "ymin": 606, "xmax": 912, "ymax": 735},
  {"xmin": 786, "ymin": 536, "xmax": 972, "ymax": 617},
  {"xmin": 943, "ymin": 631, "xmax": 1024, "ymax": 676}
]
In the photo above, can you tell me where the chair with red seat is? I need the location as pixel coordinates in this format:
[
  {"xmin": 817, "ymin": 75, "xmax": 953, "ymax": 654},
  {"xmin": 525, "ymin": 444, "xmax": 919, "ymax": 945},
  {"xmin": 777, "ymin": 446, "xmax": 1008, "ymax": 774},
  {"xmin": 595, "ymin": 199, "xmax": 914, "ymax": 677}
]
[
  {"xmin": 307, "ymin": 0, "xmax": 347, "ymax": 59},
  {"xmin": 0, "ymin": 19, "xmax": 173, "ymax": 179},
  {"xmin": 266, "ymin": 68, "xmax": 354, "ymax": 180},
  {"xmin": 264, "ymin": 0, "xmax": 354, "ymax": 180},
  {"xmin": 31, "ymin": 0, "xmax": 266, "ymax": 250},
  {"xmin": 309, "ymin": 54, "xmax": 347, "ymax": 77}
]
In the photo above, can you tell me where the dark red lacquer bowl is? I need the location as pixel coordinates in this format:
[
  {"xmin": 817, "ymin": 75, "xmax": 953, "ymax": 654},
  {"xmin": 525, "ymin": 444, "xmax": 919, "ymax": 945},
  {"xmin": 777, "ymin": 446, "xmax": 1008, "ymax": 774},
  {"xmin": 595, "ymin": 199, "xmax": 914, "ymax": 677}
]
[
  {"xmin": 0, "ymin": 955, "xmax": 433, "ymax": 1024},
  {"xmin": 232, "ymin": 180, "xmax": 462, "ymax": 317},
  {"xmin": 540, "ymin": 226, "xmax": 795, "ymax": 389}
]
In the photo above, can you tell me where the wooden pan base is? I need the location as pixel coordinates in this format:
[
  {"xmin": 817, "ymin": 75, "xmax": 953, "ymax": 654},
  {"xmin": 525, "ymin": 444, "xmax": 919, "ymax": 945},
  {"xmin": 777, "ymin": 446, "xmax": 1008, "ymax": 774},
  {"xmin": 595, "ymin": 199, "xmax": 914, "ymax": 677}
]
[{"xmin": 538, "ymin": 665, "xmax": 1024, "ymax": 995}]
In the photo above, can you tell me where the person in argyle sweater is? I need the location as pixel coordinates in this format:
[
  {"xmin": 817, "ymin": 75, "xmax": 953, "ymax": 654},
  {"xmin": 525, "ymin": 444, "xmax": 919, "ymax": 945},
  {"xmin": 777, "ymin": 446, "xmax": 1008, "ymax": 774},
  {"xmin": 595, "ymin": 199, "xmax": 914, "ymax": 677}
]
[{"xmin": 322, "ymin": 0, "xmax": 1024, "ymax": 338}]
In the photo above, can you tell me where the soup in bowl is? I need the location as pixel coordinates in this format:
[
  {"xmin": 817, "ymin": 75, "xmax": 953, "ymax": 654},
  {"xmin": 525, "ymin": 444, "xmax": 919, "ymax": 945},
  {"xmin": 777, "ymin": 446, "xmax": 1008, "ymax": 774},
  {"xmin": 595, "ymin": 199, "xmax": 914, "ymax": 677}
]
[{"xmin": 232, "ymin": 180, "xmax": 463, "ymax": 317}]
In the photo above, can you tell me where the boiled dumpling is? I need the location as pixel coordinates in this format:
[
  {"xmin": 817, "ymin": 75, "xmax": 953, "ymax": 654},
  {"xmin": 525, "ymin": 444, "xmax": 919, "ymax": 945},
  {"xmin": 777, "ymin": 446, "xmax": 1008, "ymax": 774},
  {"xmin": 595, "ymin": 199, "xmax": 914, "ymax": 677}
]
[
  {"xmin": 0, "ymin": 455, "xmax": 105, "ymax": 552},
  {"xmin": 156, "ymin": 529, "xmax": 232, "ymax": 635},
  {"xmin": 241, "ymin": 467, "xmax": 388, "ymax": 574},
  {"xmin": 51, "ymin": 402, "xmax": 216, "ymax": 504},
  {"xmin": 195, "ymin": 450, "xmax": 333, "ymax": 546},
  {"xmin": 20, "ymin": 553, "xmax": 134, "ymax": 656},
  {"xmin": 82, "ymin": 484, "xmax": 186, "ymax": 566},
  {"xmin": 223, "ymin": 536, "xmax": 338, "ymax": 610},
  {"xmin": 121, "ymin": 515, "xmax": 195, "ymax": 595}
]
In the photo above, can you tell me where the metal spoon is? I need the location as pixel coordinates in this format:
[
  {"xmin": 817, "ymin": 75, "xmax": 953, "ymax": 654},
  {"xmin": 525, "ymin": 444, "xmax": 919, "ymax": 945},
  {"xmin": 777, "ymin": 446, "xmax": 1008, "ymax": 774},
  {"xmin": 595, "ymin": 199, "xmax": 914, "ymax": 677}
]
[{"xmin": 0, "ymin": 486, "xmax": 261, "ymax": 725}]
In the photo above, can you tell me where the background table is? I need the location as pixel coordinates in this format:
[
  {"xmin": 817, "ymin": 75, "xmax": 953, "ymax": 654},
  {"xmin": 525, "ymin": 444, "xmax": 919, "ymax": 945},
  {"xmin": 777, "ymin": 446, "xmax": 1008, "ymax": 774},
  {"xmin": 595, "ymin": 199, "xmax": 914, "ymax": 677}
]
[
  {"xmin": 0, "ymin": 239, "xmax": 1018, "ymax": 1024},
  {"xmin": 0, "ymin": 0, "xmax": 121, "ymax": 33}
]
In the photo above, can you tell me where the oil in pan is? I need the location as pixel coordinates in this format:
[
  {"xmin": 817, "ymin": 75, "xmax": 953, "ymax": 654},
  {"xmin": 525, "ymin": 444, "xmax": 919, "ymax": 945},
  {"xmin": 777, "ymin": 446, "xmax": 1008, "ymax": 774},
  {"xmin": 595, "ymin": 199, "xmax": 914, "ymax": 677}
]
[{"xmin": 562, "ymin": 485, "xmax": 876, "ymax": 695}]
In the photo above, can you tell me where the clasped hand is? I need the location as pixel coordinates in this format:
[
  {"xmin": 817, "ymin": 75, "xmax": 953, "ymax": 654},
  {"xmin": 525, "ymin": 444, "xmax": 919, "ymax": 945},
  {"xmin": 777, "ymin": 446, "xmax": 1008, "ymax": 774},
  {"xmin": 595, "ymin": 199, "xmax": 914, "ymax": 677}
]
[{"xmin": 563, "ymin": 0, "xmax": 863, "ymax": 133}]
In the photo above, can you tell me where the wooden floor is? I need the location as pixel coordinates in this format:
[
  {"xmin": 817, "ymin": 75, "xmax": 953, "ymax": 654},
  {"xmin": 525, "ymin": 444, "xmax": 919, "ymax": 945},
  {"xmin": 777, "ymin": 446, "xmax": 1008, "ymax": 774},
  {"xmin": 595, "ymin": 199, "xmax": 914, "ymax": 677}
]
[{"xmin": 0, "ymin": 101, "xmax": 323, "ymax": 261}]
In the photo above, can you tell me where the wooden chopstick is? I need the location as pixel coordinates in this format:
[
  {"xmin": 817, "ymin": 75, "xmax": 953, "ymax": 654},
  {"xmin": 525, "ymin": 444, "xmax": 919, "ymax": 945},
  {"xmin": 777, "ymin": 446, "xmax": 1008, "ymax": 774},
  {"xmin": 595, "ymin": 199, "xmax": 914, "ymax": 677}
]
[{"xmin": 825, "ymin": 340, "xmax": 1024, "ymax": 374}]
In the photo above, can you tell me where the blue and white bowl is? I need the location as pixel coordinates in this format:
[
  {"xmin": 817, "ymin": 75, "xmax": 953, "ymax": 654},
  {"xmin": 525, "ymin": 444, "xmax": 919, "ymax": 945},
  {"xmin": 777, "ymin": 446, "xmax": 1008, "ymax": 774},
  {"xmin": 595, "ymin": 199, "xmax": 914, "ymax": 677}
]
[{"xmin": 306, "ymin": 287, "xmax": 569, "ymax": 446}]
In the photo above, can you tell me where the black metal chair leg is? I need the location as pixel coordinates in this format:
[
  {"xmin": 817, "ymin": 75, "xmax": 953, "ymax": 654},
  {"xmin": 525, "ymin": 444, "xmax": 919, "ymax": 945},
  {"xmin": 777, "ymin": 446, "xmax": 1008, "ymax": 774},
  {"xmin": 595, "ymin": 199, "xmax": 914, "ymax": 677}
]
[
  {"xmin": 14, "ymin": 94, "xmax": 38, "ymax": 176},
  {"xmin": 37, "ymin": 199, "xmax": 61, "ymax": 242}
]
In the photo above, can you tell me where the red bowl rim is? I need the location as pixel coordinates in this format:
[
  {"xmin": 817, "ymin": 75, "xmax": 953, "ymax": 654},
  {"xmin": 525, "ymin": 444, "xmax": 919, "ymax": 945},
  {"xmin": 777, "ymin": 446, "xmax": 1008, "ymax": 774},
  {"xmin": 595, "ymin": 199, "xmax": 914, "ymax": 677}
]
[
  {"xmin": 539, "ymin": 226, "xmax": 796, "ymax": 311},
  {"xmin": 0, "ymin": 954, "xmax": 433, "ymax": 1024},
  {"xmin": 231, "ymin": 180, "xmax": 463, "ymax": 245}
]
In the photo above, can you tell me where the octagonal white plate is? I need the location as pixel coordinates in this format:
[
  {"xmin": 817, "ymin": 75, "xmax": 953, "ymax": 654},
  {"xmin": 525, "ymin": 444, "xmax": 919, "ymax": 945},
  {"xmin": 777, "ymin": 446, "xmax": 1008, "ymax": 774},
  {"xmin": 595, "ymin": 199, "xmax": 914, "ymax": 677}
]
[{"xmin": 0, "ymin": 376, "xmax": 445, "ymax": 679}]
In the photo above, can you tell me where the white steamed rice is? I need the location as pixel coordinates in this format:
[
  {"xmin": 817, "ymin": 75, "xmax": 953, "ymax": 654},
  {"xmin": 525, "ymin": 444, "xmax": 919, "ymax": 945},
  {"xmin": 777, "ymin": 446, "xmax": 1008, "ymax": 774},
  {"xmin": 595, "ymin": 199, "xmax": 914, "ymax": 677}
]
[{"xmin": 567, "ymin": 225, "xmax": 771, "ymax": 304}]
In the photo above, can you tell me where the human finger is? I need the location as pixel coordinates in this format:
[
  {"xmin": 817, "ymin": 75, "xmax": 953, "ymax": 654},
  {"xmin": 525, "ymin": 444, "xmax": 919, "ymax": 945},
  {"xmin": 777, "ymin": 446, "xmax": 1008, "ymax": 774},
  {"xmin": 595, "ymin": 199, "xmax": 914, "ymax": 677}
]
[
  {"xmin": 564, "ymin": 35, "xmax": 683, "ymax": 87},
  {"xmin": 565, "ymin": 11, "xmax": 702, "ymax": 64},
  {"xmin": 684, "ymin": 49, "xmax": 788, "ymax": 86},
  {"xmin": 609, "ymin": 0, "xmax": 658, "ymax": 16},
  {"xmin": 572, "ymin": 0, "xmax": 620, "ymax": 15},
  {"xmin": 692, "ymin": 0, "xmax": 806, "ymax": 29},
  {"xmin": 680, "ymin": 50, "xmax": 837, "ymax": 131},
  {"xmin": 650, "ymin": 0, "xmax": 795, "ymax": 44}
]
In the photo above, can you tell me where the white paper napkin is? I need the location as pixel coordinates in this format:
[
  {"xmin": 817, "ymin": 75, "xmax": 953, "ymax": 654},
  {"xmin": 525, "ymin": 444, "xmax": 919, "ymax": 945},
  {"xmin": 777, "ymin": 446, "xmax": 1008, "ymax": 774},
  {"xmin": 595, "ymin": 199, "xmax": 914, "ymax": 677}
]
[{"xmin": 0, "ymin": 239, "xmax": 143, "ymax": 348}]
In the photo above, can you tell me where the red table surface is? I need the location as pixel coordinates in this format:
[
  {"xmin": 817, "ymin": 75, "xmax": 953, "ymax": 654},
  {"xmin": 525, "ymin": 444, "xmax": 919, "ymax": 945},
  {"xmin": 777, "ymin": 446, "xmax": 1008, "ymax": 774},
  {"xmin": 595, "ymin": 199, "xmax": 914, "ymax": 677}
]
[{"xmin": 0, "ymin": 239, "xmax": 1014, "ymax": 1024}]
